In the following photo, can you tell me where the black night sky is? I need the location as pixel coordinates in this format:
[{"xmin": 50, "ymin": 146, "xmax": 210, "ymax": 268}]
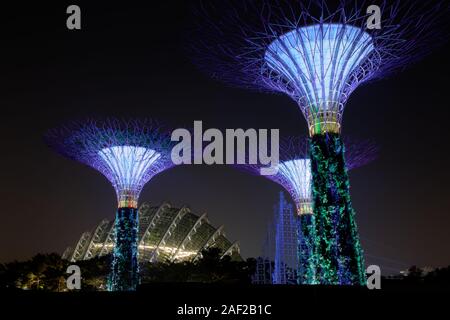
[{"xmin": 0, "ymin": 1, "xmax": 449, "ymax": 275}]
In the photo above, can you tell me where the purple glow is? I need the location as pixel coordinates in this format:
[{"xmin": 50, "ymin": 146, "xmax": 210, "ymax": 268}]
[
  {"xmin": 265, "ymin": 24, "xmax": 374, "ymax": 134},
  {"xmin": 191, "ymin": 0, "xmax": 448, "ymax": 133},
  {"xmin": 236, "ymin": 136, "xmax": 377, "ymax": 213},
  {"xmin": 277, "ymin": 159, "xmax": 312, "ymax": 215},
  {"xmin": 45, "ymin": 119, "xmax": 174, "ymax": 208}
]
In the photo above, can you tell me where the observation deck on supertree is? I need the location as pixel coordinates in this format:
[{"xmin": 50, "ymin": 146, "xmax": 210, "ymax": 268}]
[
  {"xmin": 237, "ymin": 136, "xmax": 377, "ymax": 284},
  {"xmin": 190, "ymin": 0, "xmax": 448, "ymax": 285},
  {"xmin": 45, "ymin": 119, "xmax": 174, "ymax": 291}
]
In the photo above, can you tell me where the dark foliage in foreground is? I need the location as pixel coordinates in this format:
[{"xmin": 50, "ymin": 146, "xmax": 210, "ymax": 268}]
[
  {"xmin": 0, "ymin": 248, "xmax": 256, "ymax": 291},
  {"xmin": 141, "ymin": 248, "xmax": 256, "ymax": 284},
  {"xmin": 402, "ymin": 265, "xmax": 450, "ymax": 285},
  {"xmin": 0, "ymin": 253, "xmax": 110, "ymax": 291},
  {"xmin": 2, "ymin": 251, "xmax": 449, "ymax": 292}
]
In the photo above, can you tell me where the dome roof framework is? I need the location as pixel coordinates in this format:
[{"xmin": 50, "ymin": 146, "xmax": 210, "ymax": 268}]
[{"xmin": 62, "ymin": 202, "xmax": 241, "ymax": 263}]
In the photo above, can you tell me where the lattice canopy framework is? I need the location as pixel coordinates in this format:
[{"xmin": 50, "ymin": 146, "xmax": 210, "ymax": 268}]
[
  {"xmin": 236, "ymin": 136, "xmax": 377, "ymax": 215},
  {"xmin": 190, "ymin": 0, "xmax": 448, "ymax": 135},
  {"xmin": 265, "ymin": 24, "xmax": 374, "ymax": 135}
]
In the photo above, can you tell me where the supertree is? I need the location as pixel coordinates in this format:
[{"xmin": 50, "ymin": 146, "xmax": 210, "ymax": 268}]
[
  {"xmin": 45, "ymin": 119, "xmax": 174, "ymax": 291},
  {"xmin": 237, "ymin": 136, "xmax": 376, "ymax": 284},
  {"xmin": 189, "ymin": 0, "xmax": 448, "ymax": 285}
]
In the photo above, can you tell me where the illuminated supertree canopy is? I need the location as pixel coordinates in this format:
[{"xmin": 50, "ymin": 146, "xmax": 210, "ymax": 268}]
[
  {"xmin": 237, "ymin": 136, "xmax": 376, "ymax": 215},
  {"xmin": 274, "ymin": 137, "xmax": 376, "ymax": 215},
  {"xmin": 46, "ymin": 119, "xmax": 174, "ymax": 209},
  {"xmin": 45, "ymin": 119, "xmax": 174, "ymax": 291},
  {"xmin": 188, "ymin": 0, "xmax": 448, "ymax": 285},
  {"xmin": 190, "ymin": 0, "xmax": 448, "ymax": 135}
]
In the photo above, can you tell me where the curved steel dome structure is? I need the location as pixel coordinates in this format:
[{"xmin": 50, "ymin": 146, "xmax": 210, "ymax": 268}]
[{"xmin": 62, "ymin": 202, "xmax": 241, "ymax": 263}]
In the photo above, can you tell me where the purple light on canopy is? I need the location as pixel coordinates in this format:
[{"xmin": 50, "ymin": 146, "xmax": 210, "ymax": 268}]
[
  {"xmin": 45, "ymin": 119, "xmax": 174, "ymax": 208},
  {"xmin": 45, "ymin": 118, "xmax": 175, "ymax": 291},
  {"xmin": 190, "ymin": 0, "xmax": 449, "ymax": 134},
  {"xmin": 98, "ymin": 146, "xmax": 161, "ymax": 208},
  {"xmin": 236, "ymin": 136, "xmax": 377, "ymax": 214},
  {"xmin": 265, "ymin": 24, "xmax": 374, "ymax": 135},
  {"xmin": 277, "ymin": 159, "xmax": 312, "ymax": 215}
]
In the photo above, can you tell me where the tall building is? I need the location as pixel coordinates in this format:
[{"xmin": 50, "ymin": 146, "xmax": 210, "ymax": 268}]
[
  {"xmin": 253, "ymin": 192, "xmax": 298, "ymax": 285},
  {"xmin": 273, "ymin": 192, "xmax": 298, "ymax": 285}
]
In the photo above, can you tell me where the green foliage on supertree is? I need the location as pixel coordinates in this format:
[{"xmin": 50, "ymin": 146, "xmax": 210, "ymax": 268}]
[
  {"xmin": 309, "ymin": 133, "xmax": 365, "ymax": 285},
  {"xmin": 108, "ymin": 208, "xmax": 140, "ymax": 291},
  {"xmin": 297, "ymin": 214, "xmax": 318, "ymax": 285}
]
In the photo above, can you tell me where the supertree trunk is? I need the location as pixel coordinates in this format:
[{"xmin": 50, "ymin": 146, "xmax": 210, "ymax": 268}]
[
  {"xmin": 109, "ymin": 207, "xmax": 140, "ymax": 291},
  {"xmin": 297, "ymin": 214, "xmax": 317, "ymax": 285},
  {"xmin": 309, "ymin": 133, "xmax": 365, "ymax": 285}
]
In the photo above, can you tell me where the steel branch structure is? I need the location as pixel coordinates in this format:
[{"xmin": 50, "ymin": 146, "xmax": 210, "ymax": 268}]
[
  {"xmin": 191, "ymin": 0, "xmax": 448, "ymax": 135},
  {"xmin": 190, "ymin": 0, "xmax": 448, "ymax": 285},
  {"xmin": 271, "ymin": 137, "xmax": 376, "ymax": 215},
  {"xmin": 238, "ymin": 136, "xmax": 376, "ymax": 214},
  {"xmin": 46, "ymin": 119, "xmax": 175, "ymax": 291}
]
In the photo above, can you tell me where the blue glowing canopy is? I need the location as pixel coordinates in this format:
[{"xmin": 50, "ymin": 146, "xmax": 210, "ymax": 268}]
[
  {"xmin": 277, "ymin": 159, "xmax": 312, "ymax": 215},
  {"xmin": 265, "ymin": 24, "xmax": 374, "ymax": 134},
  {"xmin": 98, "ymin": 146, "xmax": 161, "ymax": 208}
]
